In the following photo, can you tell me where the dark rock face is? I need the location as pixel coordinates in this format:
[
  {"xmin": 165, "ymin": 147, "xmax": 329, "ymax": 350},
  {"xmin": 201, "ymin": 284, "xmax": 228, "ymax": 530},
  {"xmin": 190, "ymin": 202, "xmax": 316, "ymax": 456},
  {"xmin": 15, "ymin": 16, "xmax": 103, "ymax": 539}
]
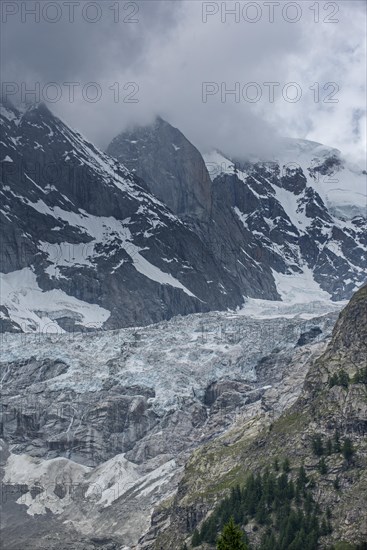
[
  {"xmin": 296, "ymin": 326, "xmax": 322, "ymax": 346},
  {"xmin": 324, "ymin": 283, "xmax": 367, "ymax": 362},
  {"xmin": 1, "ymin": 104, "xmax": 366, "ymax": 332},
  {"xmin": 204, "ymin": 160, "xmax": 366, "ymax": 301},
  {"xmin": 280, "ymin": 165, "xmax": 307, "ymax": 194},
  {"xmin": 107, "ymin": 122, "xmax": 366, "ymax": 304},
  {"xmin": 203, "ymin": 380, "xmax": 251, "ymax": 407},
  {"xmin": 0, "ymin": 101, "xmax": 248, "ymax": 331},
  {"xmin": 106, "ymin": 117, "xmax": 212, "ymax": 219}
]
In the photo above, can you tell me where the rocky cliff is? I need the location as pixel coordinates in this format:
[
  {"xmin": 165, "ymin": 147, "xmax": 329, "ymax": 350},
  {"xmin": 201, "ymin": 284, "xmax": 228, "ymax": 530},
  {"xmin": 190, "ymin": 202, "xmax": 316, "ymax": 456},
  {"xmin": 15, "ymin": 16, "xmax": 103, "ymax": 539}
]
[
  {"xmin": 151, "ymin": 285, "xmax": 367, "ymax": 548},
  {"xmin": 1, "ymin": 105, "xmax": 366, "ymax": 333},
  {"xmin": 107, "ymin": 120, "xmax": 366, "ymax": 303},
  {"xmin": 0, "ymin": 101, "xmax": 247, "ymax": 332},
  {"xmin": 106, "ymin": 117, "xmax": 212, "ymax": 220}
]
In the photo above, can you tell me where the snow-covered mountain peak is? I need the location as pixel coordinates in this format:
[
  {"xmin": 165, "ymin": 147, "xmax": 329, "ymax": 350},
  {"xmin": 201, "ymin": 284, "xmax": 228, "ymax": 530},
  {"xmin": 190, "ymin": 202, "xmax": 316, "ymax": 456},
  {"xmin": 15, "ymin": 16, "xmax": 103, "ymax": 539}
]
[
  {"xmin": 205, "ymin": 138, "xmax": 366, "ymax": 221},
  {"xmin": 107, "ymin": 116, "xmax": 213, "ymax": 218},
  {"xmin": 0, "ymin": 102, "xmax": 246, "ymax": 332},
  {"xmin": 202, "ymin": 142, "xmax": 366, "ymax": 301},
  {"xmin": 1, "ymin": 105, "xmax": 366, "ymax": 333}
]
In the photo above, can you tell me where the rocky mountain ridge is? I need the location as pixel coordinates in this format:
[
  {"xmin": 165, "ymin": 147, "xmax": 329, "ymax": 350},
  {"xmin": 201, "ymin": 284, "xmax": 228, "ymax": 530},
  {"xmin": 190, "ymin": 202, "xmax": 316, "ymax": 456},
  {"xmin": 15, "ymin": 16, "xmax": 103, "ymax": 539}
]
[
  {"xmin": 108, "ymin": 120, "xmax": 366, "ymax": 303},
  {"xmin": 0, "ymin": 101, "xmax": 246, "ymax": 332},
  {"xmin": 150, "ymin": 285, "xmax": 367, "ymax": 549},
  {"xmin": 106, "ymin": 116, "xmax": 212, "ymax": 220},
  {"xmin": 1, "ymin": 105, "xmax": 366, "ymax": 333}
]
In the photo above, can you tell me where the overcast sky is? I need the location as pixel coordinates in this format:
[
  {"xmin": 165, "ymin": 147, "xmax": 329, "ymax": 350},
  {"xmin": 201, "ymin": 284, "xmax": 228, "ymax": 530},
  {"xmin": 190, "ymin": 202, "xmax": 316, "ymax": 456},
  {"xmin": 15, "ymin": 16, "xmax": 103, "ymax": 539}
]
[{"xmin": 1, "ymin": 0, "xmax": 366, "ymax": 165}]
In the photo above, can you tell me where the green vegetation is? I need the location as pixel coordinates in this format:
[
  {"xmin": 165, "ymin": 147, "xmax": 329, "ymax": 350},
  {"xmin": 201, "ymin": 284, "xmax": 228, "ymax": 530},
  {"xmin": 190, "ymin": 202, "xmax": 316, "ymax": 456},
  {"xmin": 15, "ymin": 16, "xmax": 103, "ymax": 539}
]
[
  {"xmin": 342, "ymin": 438, "xmax": 355, "ymax": 462},
  {"xmin": 311, "ymin": 434, "xmax": 324, "ymax": 456},
  {"xmin": 326, "ymin": 438, "xmax": 333, "ymax": 455},
  {"xmin": 310, "ymin": 432, "xmax": 355, "ymax": 464},
  {"xmin": 333, "ymin": 430, "xmax": 341, "ymax": 453},
  {"xmin": 333, "ymin": 476, "xmax": 340, "ymax": 490},
  {"xmin": 329, "ymin": 369, "xmax": 350, "ymax": 388},
  {"xmin": 318, "ymin": 457, "xmax": 328, "ymax": 475},
  {"xmin": 216, "ymin": 517, "xmax": 248, "ymax": 550},
  {"xmin": 282, "ymin": 458, "xmax": 290, "ymax": 473},
  {"xmin": 191, "ymin": 460, "xmax": 332, "ymax": 549},
  {"xmin": 192, "ymin": 529, "xmax": 201, "ymax": 546},
  {"xmin": 328, "ymin": 367, "xmax": 367, "ymax": 389}
]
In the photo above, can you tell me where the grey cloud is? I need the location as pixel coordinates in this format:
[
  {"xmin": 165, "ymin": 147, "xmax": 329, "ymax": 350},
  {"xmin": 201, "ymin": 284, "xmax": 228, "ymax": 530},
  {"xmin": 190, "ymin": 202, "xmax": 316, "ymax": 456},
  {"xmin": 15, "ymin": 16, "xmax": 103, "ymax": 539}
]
[
  {"xmin": 1, "ymin": 0, "xmax": 365, "ymax": 164},
  {"xmin": 1, "ymin": 1, "xmax": 180, "ymax": 82}
]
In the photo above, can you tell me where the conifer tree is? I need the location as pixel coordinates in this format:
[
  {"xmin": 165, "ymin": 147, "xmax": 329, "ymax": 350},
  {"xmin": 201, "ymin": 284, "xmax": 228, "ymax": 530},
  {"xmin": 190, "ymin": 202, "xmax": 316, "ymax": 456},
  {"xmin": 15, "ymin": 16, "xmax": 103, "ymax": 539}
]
[
  {"xmin": 255, "ymin": 497, "xmax": 267, "ymax": 525},
  {"xmin": 342, "ymin": 437, "xmax": 355, "ymax": 462},
  {"xmin": 338, "ymin": 369, "xmax": 350, "ymax": 388},
  {"xmin": 320, "ymin": 517, "xmax": 328, "ymax": 535},
  {"xmin": 326, "ymin": 438, "xmax": 333, "ymax": 455},
  {"xmin": 192, "ymin": 528, "xmax": 201, "ymax": 547},
  {"xmin": 216, "ymin": 517, "xmax": 248, "ymax": 550},
  {"xmin": 318, "ymin": 457, "xmax": 328, "ymax": 474},
  {"xmin": 296, "ymin": 465, "xmax": 308, "ymax": 490},
  {"xmin": 329, "ymin": 373, "xmax": 339, "ymax": 387},
  {"xmin": 282, "ymin": 457, "xmax": 291, "ymax": 473},
  {"xmin": 333, "ymin": 430, "xmax": 341, "ymax": 452},
  {"xmin": 311, "ymin": 434, "xmax": 324, "ymax": 456}
]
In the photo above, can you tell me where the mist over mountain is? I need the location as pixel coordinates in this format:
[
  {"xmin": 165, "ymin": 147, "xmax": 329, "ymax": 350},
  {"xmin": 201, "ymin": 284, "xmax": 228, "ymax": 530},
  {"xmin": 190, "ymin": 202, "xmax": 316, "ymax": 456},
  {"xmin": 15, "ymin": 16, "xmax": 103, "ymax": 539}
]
[
  {"xmin": 1, "ymin": 102, "xmax": 366, "ymax": 334},
  {"xmin": 1, "ymin": 3, "xmax": 366, "ymax": 547}
]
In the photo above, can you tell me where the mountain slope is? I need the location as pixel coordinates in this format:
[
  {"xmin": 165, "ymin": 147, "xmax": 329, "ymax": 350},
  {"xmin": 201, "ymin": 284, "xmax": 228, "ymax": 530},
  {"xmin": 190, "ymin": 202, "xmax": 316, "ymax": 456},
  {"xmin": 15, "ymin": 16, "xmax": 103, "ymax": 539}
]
[
  {"xmin": 2, "ymin": 107, "xmax": 364, "ymax": 333},
  {"xmin": 0, "ymin": 102, "xmax": 246, "ymax": 332},
  {"xmin": 0, "ymin": 301, "xmax": 341, "ymax": 549},
  {"xmin": 151, "ymin": 285, "xmax": 367, "ymax": 548},
  {"xmin": 204, "ymin": 145, "xmax": 366, "ymax": 301},
  {"xmin": 107, "ymin": 120, "xmax": 366, "ymax": 302},
  {"xmin": 106, "ymin": 116, "xmax": 212, "ymax": 219}
]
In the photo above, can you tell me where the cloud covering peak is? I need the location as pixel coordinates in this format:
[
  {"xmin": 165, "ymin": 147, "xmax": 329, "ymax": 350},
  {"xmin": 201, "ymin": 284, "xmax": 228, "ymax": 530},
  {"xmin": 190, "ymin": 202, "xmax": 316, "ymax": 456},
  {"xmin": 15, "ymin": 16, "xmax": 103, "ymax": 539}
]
[{"xmin": 1, "ymin": 0, "xmax": 365, "ymax": 165}]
